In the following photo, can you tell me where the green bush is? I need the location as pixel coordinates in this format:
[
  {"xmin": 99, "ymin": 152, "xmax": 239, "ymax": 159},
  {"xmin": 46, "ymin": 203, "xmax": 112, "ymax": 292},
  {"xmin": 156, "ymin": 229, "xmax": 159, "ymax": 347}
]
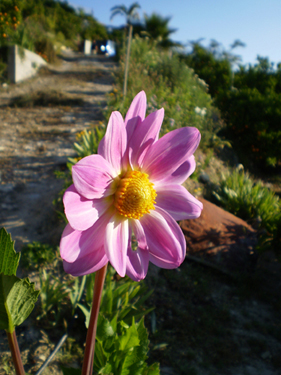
[
  {"xmin": 0, "ymin": 0, "xmax": 22, "ymax": 47},
  {"xmin": 218, "ymin": 59, "xmax": 281, "ymax": 168},
  {"xmin": 68, "ymin": 126, "xmax": 106, "ymax": 166},
  {"xmin": 20, "ymin": 241, "xmax": 58, "ymax": 270},
  {"xmin": 259, "ymin": 215, "xmax": 281, "ymax": 259},
  {"xmin": 77, "ymin": 267, "xmax": 159, "ymax": 375},
  {"xmin": 34, "ymin": 37, "xmax": 56, "ymax": 63},
  {"xmin": 180, "ymin": 42, "xmax": 232, "ymax": 97},
  {"xmin": 213, "ymin": 166, "xmax": 280, "ymax": 232},
  {"xmin": 107, "ymin": 36, "xmax": 227, "ymax": 151}
]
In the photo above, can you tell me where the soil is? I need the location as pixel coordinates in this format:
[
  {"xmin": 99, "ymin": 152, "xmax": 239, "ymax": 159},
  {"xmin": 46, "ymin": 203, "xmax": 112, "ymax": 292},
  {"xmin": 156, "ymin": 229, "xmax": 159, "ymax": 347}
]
[{"xmin": 0, "ymin": 52, "xmax": 280, "ymax": 375}]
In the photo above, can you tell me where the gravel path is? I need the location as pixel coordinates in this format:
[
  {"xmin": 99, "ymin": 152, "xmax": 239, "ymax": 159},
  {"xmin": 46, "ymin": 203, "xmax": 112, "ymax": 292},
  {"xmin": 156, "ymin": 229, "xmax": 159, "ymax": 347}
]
[{"xmin": 0, "ymin": 52, "xmax": 116, "ymax": 250}]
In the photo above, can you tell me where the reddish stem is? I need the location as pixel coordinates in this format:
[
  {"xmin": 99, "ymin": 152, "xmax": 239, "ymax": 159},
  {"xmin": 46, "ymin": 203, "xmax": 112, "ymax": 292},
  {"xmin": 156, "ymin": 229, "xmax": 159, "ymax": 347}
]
[
  {"xmin": 81, "ymin": 264, "xmax": 108, "ymax": 375},
  {"xmin": 6, "ymin": 329, "xmax": 25, "ymax": 375}
]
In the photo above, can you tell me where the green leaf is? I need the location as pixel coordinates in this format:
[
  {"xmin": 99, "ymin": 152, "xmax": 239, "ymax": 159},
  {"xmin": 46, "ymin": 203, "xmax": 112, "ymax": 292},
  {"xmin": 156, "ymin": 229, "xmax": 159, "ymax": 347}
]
[
  {"xmin": 0, "ymin": 273, "xmax": 40, "ymax": 332},
  {"xmin": 77, "ymin": 303, "xmax": 90, "ymax": 328},
  {"xmin": 96, "ymin": 315, "xmax": 115, "ymax": 341},
  {"xmin": 60, "ymin": 366, "xmax": 81, "ymax": 375},
  {"xmin": 136, "ymin": 318, "xmax": 149, "ymax": 357},
  {"xmin": 0, "ymin": 228, "xmax": 20, "ymax": 275},
  {"xmin": 119, "ymin": 318, "xmax": 140, "ymax": 351},
  {"xmin": 120, "ymin": 347, "xmax": 144, "ymax": 375},
  {"xmin": 144, "ymin": 363, "xmax": 160, "ymax": 375},
  {"xmin": 94, "ymin": 340, "xmax": 109, "ymax": 371},
  {"xmin": 98, "ymin": 362, "xmax": 113, "ymax": 375}
]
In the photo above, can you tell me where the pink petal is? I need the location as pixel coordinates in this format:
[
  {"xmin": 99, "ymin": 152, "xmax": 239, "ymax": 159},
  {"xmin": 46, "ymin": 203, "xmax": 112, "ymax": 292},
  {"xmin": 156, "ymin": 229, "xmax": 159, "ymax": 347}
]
[
  {"xmin": 60, "ymin": 210, "xmax": 112, "ymax": 263},
  {"xmin": 131, "ymin": 219, "xmax": 148, "ymax": 250},
  {"xmin": 126, "ymin": 246, "xmax": 149, "ymax": 282},
  {"xmin": 140, "ymin": 207, "xmax": 186, "ymax": 269},
  {"xmin": 155, "ymin": 184, "xmax": 203, "ymax": 220},
  {"xmin": 72, "ymin": 154, "xmax": 116, "ymax": 200},
  {"xmin": 157, "ymin": 156, "xmax": 196, "ymax": 185},
  {"xmin": 60, "ymin": 224, "xmax": 81, "ymax": 263},
  {"xmin": 129, "ymin": 108, "xmax": 164, "ymax": 168},
  {"xmin": 63, "ymin": 184, "xmax": 112, "ymax": 231},
  {"xmin": 63, "ymin": 247, "xmax": 108, "ymax": 276},
  {"xmin": 104, "ymin": 214, "xmax": 129, "ymax": 277},
  {"xmin": 98, "ymin": 111, "xmax": 127, "ymax": 174},
  {"xmin": 142, "ymin": 127, "xmax": 201, "ymax": 183},
  {"xmin": 125, "ymin": 91, "xmax": 147, "ymax": 143}
]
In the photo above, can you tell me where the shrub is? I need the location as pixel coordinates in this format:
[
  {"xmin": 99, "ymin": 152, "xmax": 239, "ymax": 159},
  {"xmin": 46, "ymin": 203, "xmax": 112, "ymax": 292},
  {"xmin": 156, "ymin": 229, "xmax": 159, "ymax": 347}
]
[
  {"xmin": 218, "ymin": 86, "xmax": 281, "ymax": 168},
  {"xmin": 0, "ymin": 0, "xmax": 22, "ymax": 47},
  {"xmin": 218, "ymin": 58, "xmax": 281, "ymax": 168},
  {"xmin": 107, "ymin": 36, "xmax": 227, "ymax": 151},
  {"xmin": 213, "ymin": 166, "xmax": 280, "ymax": 232},
  {"xmin": 20, "ymin": 241, "xmax": 58, "ymax": 270},
  {"xmin": 34, "ymin": 37, "xmax": 56, "ymax": 63},
  {"xmin": 180, "ymin": 42, "xmax": 232, "ymax": 97}
]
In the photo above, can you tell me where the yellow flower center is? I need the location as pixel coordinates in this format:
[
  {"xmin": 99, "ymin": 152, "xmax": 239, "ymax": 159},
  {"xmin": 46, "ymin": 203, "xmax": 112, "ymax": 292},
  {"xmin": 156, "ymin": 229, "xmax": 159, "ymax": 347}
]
[{"xmin": 114, "ymin": 170, "xmax": 157, "ymax": 219}]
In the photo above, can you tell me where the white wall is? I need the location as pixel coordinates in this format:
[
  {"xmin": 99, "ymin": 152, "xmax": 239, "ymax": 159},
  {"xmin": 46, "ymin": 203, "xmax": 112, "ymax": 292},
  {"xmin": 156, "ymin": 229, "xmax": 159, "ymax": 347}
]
[
  {"xmin": 84, "ymin": 40, "xmax": 92, "ymax": 55},
  {"xmin": 8, "ymin": 45, "xmax": 47, "ymax": 83}
]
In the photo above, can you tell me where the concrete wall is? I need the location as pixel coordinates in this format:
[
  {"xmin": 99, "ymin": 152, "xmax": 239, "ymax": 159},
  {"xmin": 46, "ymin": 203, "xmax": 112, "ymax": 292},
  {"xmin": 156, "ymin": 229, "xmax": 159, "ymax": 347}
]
[
  {"xmin": 8, "ymin": 45, "xmax": 47, "ymax": 83},
  {"xmin": 83, "ymin": 40, "xmax": 92, "ymax": 55}
]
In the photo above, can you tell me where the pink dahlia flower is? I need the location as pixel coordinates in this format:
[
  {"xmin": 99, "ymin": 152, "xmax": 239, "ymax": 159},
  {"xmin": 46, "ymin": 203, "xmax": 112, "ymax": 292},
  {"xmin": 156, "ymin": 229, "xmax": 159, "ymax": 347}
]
[{"xmin": 60, "ymin": 91, "xmax": 203, "ymax": 281}]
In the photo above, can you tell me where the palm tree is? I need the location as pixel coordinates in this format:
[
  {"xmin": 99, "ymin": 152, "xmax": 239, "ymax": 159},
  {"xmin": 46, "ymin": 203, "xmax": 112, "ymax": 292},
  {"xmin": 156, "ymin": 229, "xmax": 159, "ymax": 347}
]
[
  {"xmin": 144, "ymin": 13, "xmax": 178, "ymax": 49},
  {"xmin": 110, "ymin": 2, "xmax": 141, "ymax": 97}
]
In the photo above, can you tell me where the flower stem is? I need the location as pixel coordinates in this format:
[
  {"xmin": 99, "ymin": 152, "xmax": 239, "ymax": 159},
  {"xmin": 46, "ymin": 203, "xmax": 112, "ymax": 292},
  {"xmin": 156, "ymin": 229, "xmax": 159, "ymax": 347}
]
[
  {"xmin": 81, "ymin": 264, "xmax": 108, "ymax": 375},
  {"xmin": 6, "ymin": 329, "xmax": 25, "ymax": 375}
]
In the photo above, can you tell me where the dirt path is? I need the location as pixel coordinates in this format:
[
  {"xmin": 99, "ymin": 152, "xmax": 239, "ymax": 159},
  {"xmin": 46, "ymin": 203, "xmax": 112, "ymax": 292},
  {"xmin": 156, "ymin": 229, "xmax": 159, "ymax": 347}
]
[{"xmin": 0, "ymin": 52, "xmax": 116, "ymax": 250}]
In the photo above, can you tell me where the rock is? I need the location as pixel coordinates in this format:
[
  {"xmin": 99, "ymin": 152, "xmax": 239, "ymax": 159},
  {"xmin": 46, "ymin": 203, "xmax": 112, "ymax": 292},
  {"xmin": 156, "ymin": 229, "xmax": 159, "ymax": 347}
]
[
  {"xmin": 180, "ymin": 198, "xmax": 258, "ymax": 273},
  {"xmin": 198, "ymin": 171, "xmax": 210, "ymax": 184}
]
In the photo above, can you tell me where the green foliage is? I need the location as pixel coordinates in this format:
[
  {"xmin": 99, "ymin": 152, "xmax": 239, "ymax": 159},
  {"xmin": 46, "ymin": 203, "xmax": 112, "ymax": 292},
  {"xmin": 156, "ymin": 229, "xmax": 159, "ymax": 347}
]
[
  {"xmin": 1, "ymin": 0, "xmax": 108, "ymax": 56},
  {"xmin": 0, "ymin": 58, "xmax": 7, "ymax": 82},
  {"xmin": 38, "ymin": 269, "xmax": 71, "ymax": 324},
  {"xmin": 181, "ymin": 41, "xmax": 281, "ymax": 168},
  {"xmin": 218, "ymin": 58, "xmax": 281, "ymax": 168},
  {"xmin": 20, "ymin": 241, "xmax": 58, "ymax": 270},
  {"xmin": 110, "ymin": 2, "xmax": 141, "ymax": 25},
  {"xmin": 68, "ymin": 275, "xmax": 86, "ymax": 315},
  {"xmin": 0, "ymin": 274, "xmax": 40, "ymax": 331},
  {"xmin": 94, "ymin": 317, "xmax": 160, "ymax": 375},
  {"xmin": 61, "ymin": 366, "xmax": 81, "ymax": 375},
  {"xmin": 79, "ymin": 267, "xmax": 154, "ymax": 328},
  {"xmin": 144, "ymin": 13, "xmax": 178, "ymax": 49},
  {"xmin": 68, "ymin": 126, "xmax": 106, "ymax": 165},
  {"xmin": 0, "ymin": 228, "xmax": 20, "ymax": 275},
  {"xmin": 108, "ymin": 36, "xmax": 225, "ymax": 151},
  {"xmin": 180, "ymin": 41, "xmax": 233, "ymax": 97},
  {"xmin": 75, "ymin": 267, "xmax": 158, "ymax": 375},
  {"xmin": 213, "ymin": 167, "xmax": 280, "ymax": 232},
  {"xmin": 0, "ymin": 228, "xmax": 40, "ymax": 332},
  {"xmin": 258, "ymin": 215, "xmax": 281, "ymax": 260},
  {"xmin": 0, "ymin": 0, "xmax": 22, "ymax": 47},
  {"xmin": 80, "ymin": 14, "xmax": 108, "ymax": 41}
]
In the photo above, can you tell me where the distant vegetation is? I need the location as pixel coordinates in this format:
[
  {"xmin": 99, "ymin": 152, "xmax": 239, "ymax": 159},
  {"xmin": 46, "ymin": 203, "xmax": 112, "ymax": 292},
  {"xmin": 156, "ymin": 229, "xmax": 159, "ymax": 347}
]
[
  {"xmin": 180, "ymin": 41, "xmax": 281, "ymax": 169},
  {"xmin": 0, "ymin": 0, "xmax": 108, "ymax": 64}
]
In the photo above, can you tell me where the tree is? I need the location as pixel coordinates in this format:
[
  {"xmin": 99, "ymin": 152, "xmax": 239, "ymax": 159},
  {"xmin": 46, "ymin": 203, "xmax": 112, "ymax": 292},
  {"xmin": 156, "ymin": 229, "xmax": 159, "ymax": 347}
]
[
  {"xmin": 0, "ymin": 0, "xmax": 22, "ymax": 47},
  {"xmin": 144, "ymin": 13, "xmax": 179, "ymax": 49},
  {"xmin": 110, "ymin": 2, "xmax": 141, "ymax": 97}
]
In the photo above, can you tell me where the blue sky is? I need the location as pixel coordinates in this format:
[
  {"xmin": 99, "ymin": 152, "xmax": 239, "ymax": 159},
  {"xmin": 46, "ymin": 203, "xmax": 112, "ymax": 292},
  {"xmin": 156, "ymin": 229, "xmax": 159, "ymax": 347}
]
[{"xmin": 69, "ymin": 0, "xmax": 281, "ymax": 66}]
